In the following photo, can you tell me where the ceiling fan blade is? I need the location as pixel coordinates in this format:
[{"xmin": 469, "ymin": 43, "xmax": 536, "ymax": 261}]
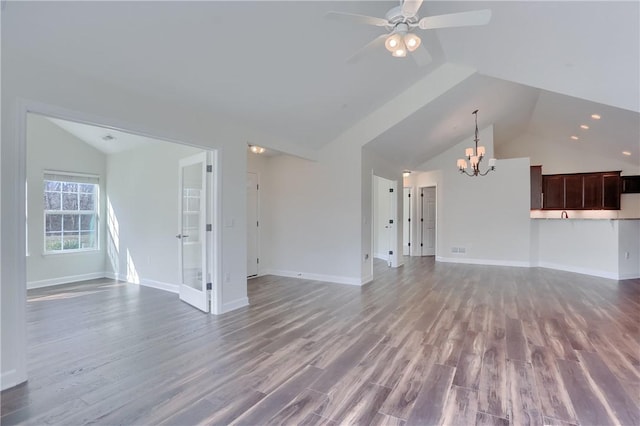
[
  {"xmin": 418, "ymin": 9, "xmax": 492, "ymax": 30},
  {"xmin": 401, "ymin": 0, "xmax": 424, "ymax": 18},
  {"xmin": 325, "ymin": 11, "xmax": 389, "ymax": 27},
  {"xmin": 346, "ymin": 34, "xmax": 388, "ymax": 64},
  {"xmin": 410, "ymin": 44, "xmax": 432, "ymax": 67}
]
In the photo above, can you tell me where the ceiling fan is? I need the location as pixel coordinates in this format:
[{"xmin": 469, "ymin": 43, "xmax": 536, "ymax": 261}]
[{"xmin": 326, "ymin": 0, "xmax": 491, "ymax": 66}]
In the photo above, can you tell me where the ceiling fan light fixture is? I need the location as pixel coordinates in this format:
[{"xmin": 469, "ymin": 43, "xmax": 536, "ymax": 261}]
[
  {"xmin": 384, "ymin": 33, "xmax": 402, "ymax": 52},
  {"xmin": 404, "ymin": 33, "xmax": 421, "ymax": 52}
]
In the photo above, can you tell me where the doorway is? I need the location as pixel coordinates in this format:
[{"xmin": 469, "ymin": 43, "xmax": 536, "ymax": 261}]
[
  {"xmin": 373, "ymin": 175, "xmax": 398, "ymax": 269},
  {"xmin": 246, "ymin": 172, "xmax": 259, "ymax": 278},
  {"xmin": 25, "ymin": 112, "xmax": 220, "ymax": 314},
  {"xmin": 420, "ymin": 186, "xmax": 436, "ymax": 256},
  {"xmin": 403, "ymin": 187, "xmax": 412, "ymax": 256}
]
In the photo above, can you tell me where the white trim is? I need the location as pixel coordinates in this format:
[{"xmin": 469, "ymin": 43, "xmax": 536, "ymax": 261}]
[
  {"xmin": 1, "ymin": 369, "xmax": 24, "ymax": 392},
  {"xmin": 436, "ymin": 256, "xmax": 530, "ymax": 268},
  {"xmin": 140, "ymin": 279, "xmax": 179, "ymax": 294},
  {"xmin": 27, "ymin": 272, "xmax": 107, "ymax": 289},
  {"xmin": 361, "ymin": 274, "xmax": 374, "ymax": 285},
  {"xmin": 221, "ymin": 297, "xmax": 249, "ymax": 314},
  {"xmin": 263, "ymin": 269, "xmax": 365, "ymax": 286},
  {"xmin": 618, "ymin": 272, "xmax": 640, "ymax": 280},
  {"xmin": 537, "ymin": 261, "xmax": 619, "ymax": 280},
  {"xmin": 104, "ymin": 272, "xmax": 179, "ymax": 293}
]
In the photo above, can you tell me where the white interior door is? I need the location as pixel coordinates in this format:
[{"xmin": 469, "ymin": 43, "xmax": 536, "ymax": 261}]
[
  {"xmin": 403, "ymin": 187, "xmax": 411, "ymax": 256},
  {"xmin": 178, "ymin": 152, "xmax": 209, "ymax": 312},
  {"xmin": 420, "ymin": 186, "xmax": 436, "ymax": 256},
  {"xmin": 247, "ymin": 172, "xmax": 259, "ymax": 277}
]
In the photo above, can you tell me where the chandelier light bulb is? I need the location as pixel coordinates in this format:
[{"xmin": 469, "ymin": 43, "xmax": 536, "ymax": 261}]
[
  {"xmin": 385, "ymin": 33, "xmax": 402, "ymax": 53},
  {"xmin": 404, "ymin": 33, "xmax": 421, "ymax": 52}
]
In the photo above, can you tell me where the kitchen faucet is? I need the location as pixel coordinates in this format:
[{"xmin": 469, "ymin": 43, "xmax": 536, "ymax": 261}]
[{"xmin": 561, "ymin": 210, "xmax": 569, "ymax": 219}]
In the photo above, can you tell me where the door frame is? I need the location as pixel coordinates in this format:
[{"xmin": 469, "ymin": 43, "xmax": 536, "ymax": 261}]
[{"xmin": 419, "ymin": 185, "xmax": 437, "ymax": 256}]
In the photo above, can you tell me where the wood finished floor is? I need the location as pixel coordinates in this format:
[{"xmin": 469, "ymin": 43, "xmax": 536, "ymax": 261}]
[{"xmin": 2, "ymin": 257, "xmax": 639, "ymax": 426}]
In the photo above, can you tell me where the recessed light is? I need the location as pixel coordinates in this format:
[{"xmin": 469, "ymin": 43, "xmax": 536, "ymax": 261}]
[
  {"xmin": 102, "ymin": 134, "xmax": 115, "ymax": 141},
  {"xmin": 591, "ymin": 114, "xmax": 601, "ymax": 120},
  {"xmin": 570, "ymin": 136, "xmax": 579, "ymax": 140},
  {"xmin": 580, "ymin": 124, "xmax": 589, "ymax": 130},
  {"xmin": 622, "ymin": 151, "xmax": 631, "ymax": 156}
]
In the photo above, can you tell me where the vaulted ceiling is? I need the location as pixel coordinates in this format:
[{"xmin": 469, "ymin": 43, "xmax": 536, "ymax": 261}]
[{"xmin": 3, "ymin": 1, "xmax": 639, "ymax": 169}]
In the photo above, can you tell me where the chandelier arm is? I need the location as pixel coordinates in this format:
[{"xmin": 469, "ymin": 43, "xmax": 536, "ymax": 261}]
[
  {"xmin": 478, "ymin": 167, "xmax": 495, "ymax": 176},
  {"xmin": 459, "ymin": 169, "xmax": 475, "ymax": 177}
]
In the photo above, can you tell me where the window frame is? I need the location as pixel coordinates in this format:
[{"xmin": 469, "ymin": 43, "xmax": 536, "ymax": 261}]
[{"xmin": 42, "ymin": 171, "xmax": 100, "ymax": 255}]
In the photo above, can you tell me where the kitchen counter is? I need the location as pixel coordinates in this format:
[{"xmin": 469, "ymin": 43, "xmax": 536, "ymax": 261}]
[{"xmin": 531, "ymin": 218, "xmax": 640, "ymax": 280}]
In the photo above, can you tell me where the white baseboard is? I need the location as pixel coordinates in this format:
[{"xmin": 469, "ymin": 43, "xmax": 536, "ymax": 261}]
[
  {"xmin": 222, "ymin": 297, "xmax": 249, "ymax": 314},
  {"xmin": 361, "ymin": 274, "xmax": 374, "ymax": 285},
  {"xmin": 104, "ymin": 272, "xmax": 179, "ymax": 293},
  {"xmin": 373, "ymin": 252, "xmax": 388, "ymax": 261},
  {"xmin": 618, "ymin": 272, "xmax": 640, "ymax": 280},
  {"xmin": 1, "ymin": 369, "xmax": 25, "ymax": 391},
  {"xmin": 140, "ymin": 279, "xmax": 179, "ymax": 294},
  {"xmin": 27, "ymin": 272, "xmax": 108, "ymax": 289},
  {"xmin": 263, "ymin": 269, "xmax": 365, "ymax": 286},
  {"xmin": 436, "ymin": 256, "xmax": 530, "ymax": 268},
  {"xmin": 537, "ymin": 261, "xmax": 619, "ymax": 280}
]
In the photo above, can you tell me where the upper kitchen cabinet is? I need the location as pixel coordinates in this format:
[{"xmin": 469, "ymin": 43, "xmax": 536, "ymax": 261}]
[{"xmin": 541, "ymin": 171, "xmax": 621, "ymax": 210}]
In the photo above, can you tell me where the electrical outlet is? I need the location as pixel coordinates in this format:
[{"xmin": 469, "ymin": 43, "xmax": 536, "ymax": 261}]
[{"xmin": 625, "ymin": 251, "xmax": 630, "ymax": 259}]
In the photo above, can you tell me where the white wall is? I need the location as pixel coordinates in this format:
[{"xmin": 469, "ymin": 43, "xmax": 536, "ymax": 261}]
[
  {"xmin": 259, "ymin": 141, "xmax": 363, "ymax": 285},
  {"xmin": 26, "ymin": 114, "xmax": 107, "ymax": 288},
  {"xmin": 106, "ymin": 142, "xmax": 202, "ymax": 292},
  {"xmin": 499, "ymin": 131, "xmax": 640, "ymax": 218},
  {"xmin": 534, "ymin": 219, "xmax": 621, "ymax": 279},
  {"xmin": 618, "ymin": 220, "xmax": 640, "ymax": 279},
  {"xmin": 2, "ymin": 47, "xmax": 250, "ymax": 389},
  {"xmin": 415, "ymin": 126, "xmax": 531, "ymax": 266}
]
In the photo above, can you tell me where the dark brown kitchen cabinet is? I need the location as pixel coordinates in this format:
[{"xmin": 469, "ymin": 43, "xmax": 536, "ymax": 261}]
[
  {"xmin": 542, "ymin": 175, "xmax": 564, "ymax": 209},
  {"xmin": 583, "ymin": 174, "xmax": 603, "ymax": 209},
  {"xmin": 603, "ymin": 173, "xmax": 621, "ymax": 209},
  {"xmin": 564, "ymin": 175, "xmax": 583, "ymax": 209},
  {"xmin": 541, "ymin": 171, "xmax": 621, "ymax": 210}
]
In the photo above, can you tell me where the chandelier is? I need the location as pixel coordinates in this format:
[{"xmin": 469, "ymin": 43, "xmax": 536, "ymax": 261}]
[{"xmin": 456, "ymin": 110, "xmax": 496, "ymax": 176}]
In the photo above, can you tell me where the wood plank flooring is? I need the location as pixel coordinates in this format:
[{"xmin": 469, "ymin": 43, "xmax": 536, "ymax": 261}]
[{"xmin": 2, "ymin": 257, "xmax": 639, "ymax": 425}]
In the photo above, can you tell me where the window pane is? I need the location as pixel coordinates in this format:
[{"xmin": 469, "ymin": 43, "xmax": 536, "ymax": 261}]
[
  {"xmin": 45, "ymin": 214, "xmax": 63, "ymax": 232},
  {"xmin": 62, "ymin": 193, "xmax": 79, "ymax": 210},
  {"xmin": 63, "ymin": 214, "xmax": 79, "ymax": 231},
  {"xmin": 80, "ymin": 232, "xmax": 96, "ymax": 249},
  {"xmin": 80, "ymin": 214, "xmax": 95, "ymax": 231},
  {"xmin": 44, "ymin": 191, "xmax": 61, "ymax": 210},
  {"xmin": 79, "ymin": 184, "xmax": 95, "ymax": 194},
  {"xmin": 79, "ymin": 193, "xmax": 95, "ymax": 210},
  {"xmin": 62, "ymin": 232, "xmax": 80, "ymax": 250},
  {"xmin": 45, "ymin": 233, "xmax": 62, "ymax": 251},
  {"xmin": 62, "ymin": 182, "xmax": 78, "ymax": 192},
  {"xmin": 45, "ymin": 181, "xmax": 61, "ymax": 191}
]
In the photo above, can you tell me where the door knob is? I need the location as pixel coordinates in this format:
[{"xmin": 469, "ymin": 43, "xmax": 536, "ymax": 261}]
[{"xmin": 176, "ymin": 234, "xmax": 189, "ymax": 239}]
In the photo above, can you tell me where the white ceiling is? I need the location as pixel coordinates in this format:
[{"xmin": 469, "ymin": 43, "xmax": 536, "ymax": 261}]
[
  {"xmin": 3, "ymin": 1, "xmax": 639, "ymax": 168},
  {"xmin": 46, "ymin": 117, "xmax": 156, "ymax": 154}
]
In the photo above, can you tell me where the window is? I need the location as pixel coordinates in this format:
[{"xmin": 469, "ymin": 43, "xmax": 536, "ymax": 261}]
[{"xmin": 43, "ymin": 172, "xmax": 99, "ymax": 253}]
